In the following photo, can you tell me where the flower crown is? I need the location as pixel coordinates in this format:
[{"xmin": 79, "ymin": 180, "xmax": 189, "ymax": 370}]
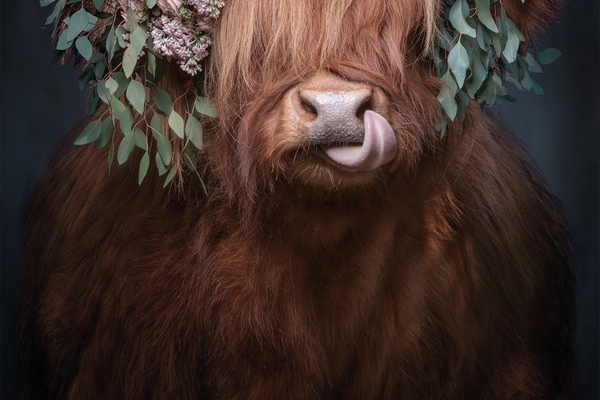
[{"xmin": 42, "ymin": 0, "xmax": 558, "ymax": 186}]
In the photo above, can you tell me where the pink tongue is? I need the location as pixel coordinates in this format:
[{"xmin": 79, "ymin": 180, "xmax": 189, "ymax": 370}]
[{"xmin": 322, "ymin": 110, "xmax": 397, "ymax": 171}]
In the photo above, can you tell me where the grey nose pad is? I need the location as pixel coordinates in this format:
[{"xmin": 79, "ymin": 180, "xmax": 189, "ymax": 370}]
[{"xmin": 301, "ymin": 89, "xmax": 372, "ymax": 144}]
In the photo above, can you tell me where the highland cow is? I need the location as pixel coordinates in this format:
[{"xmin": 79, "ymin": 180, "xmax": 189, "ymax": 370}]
[{"xmin": 18, "ymin": 0, "xmax": 573, "ymax": 398}]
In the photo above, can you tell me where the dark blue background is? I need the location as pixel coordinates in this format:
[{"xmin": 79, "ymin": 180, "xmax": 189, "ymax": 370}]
[{"xmin": 2, "ymin": 1, "xmax": 598, "ymax": 398}]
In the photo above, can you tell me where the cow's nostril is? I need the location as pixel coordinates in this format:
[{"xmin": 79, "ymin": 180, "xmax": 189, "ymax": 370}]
[
  {"xmin": 301, "ymin": 99, "xmax": 318, "ymax": 117},
  {"xmin": 356, "ymin": 96, "xmax": 373, "ymax": 121}
]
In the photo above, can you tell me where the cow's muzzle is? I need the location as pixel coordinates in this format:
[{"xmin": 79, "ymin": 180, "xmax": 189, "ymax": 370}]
[{"xmin": 287, "ymin": 72, "xmax": 397, "ymax": 171}]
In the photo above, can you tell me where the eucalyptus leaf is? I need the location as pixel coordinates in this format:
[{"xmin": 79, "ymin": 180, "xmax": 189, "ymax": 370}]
[
  {"xmin": 45, "ymin": 1, "xmax": 63, "ymax": 26},
  {"xmin": 74, "ymin": 118, "xmax": 102, "ymax": 145},
  {"xmin": 474, "ymin": 0, "xmax": 498, "ymax": 33},
  {"xmin": 119, "ymin": 107, "xmax": 135, "ymax": 135},
  {"xmin": 109, "ymin": 97, "xmax": 127, "ymax": 121},
  {"xmin": 95, "ymin": 117, "xmax": 115, "ymax": 149},
  {"xmin": 154, "ymin": 89, "xmax": 173, "ymax": 115},
  {"xmin": 56, "ymin": 29, "xmax": 73, "ymax": 51},
  {"xmin": 449, "ymin": 0, "xmax": 476, "ymax": 38},
  {"xmin": 502, "ymin": 25, "xmax": 520, "ymax": 63},
  {"xmin": 108, "ymin": 142, "xmax": 114, "ymax": 173},
  {"xmin": 130, "ymin": 26, "xmax": 147, "ymax": 56},
  {"xmin": 126, "ymin": 80, "xmax": 146, "ymax": 114},
  {"xmin": 134, "ymin": 128, "xmax": 147, "ymax": 150},
  {"xmin": 168, "ymin": 111, "xmax": 185, "ymax": 139},
  {"xmin": 106, "ymin": 25, "xmax": 118, "ymax": 61},
  {"xmin": 123, "ymin": 46, "xmax": 138, "ymax": 78},
  {"xmin": 195, "ymin": 97, "xmax": 218, "ymax": 117},
  {"xmin": 155, "ymin": 151, "xmax": 168, "ymax": 176},
  {"xmin": 163, "ymin": 166, "xmax": 177, "ymax": 188},
  {"xmin": 75, "ymin": 36, "xmax": 93, "ymax": 60},
  {"xmin": 150, "ymin": 113, "xmax": 163, "ymax": 136},
  {"xmin": 92, "ymin": 0, "xmax": 105, "ymax": 11},
  {"xmin": 117, "ymin": 132, "xmax": 137, "ymax": 165},
  {"xmin": 147, "ymin": 51, "xmax": 157, "ymax": 75},
  {"xmin": 146, "ymin": 0, "xmax": 157, "ymax": 7},
  {"xmin": 185, "ymin": 115, "xmax": 204, "ymax": 148},
  {"xmin": 448, "ymin": 39, "xmax": 469, "ymax": 88},
  {"xmin": 139, "ymin": 152, "xmax": 150, "ymax": 185},
  {"xmin": 437, "ymin": 71, "xmax": 459, "ymax": 120},
  {"xmin": 94, "ymin": 59, "xmax": 106, "ymax": 79},
  {"xmin": 153, "ymin": 131, "xmax": 173, "ymax": 165},
  {"xmin": 525, "ymin": 52, "xmax": 543, "ymax": 73},
  {"xmin": 67, "ymin": 8, "xmax": 89, "ymax": 42},
  {"xmin": 105, "ymin": 77, "xmax": 119, "ymax": 95},
  {"xmin": 537, "ymin": 48, "xmax": 561, "ymax": 65}
]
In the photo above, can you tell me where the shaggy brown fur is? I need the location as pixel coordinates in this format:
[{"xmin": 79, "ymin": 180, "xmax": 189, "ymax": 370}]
[{"xmin": 18, "ymin": 0, "xmax": 573, "ymax": 398}]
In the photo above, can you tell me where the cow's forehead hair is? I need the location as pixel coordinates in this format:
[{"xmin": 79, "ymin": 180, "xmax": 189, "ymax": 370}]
[{"xmin": 209, "ymin": 0, "xmax": 438, "ymax": 96}]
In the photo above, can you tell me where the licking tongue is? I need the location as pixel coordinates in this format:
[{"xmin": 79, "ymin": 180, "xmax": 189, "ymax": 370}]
[{"xmin": 321, "ymin": 110, "xmax": 397, "ymax": 171}]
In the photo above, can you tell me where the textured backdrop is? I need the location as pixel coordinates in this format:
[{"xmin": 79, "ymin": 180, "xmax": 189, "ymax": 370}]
[{"xmin": 2, "ymin": 1, "xmax": 598, "ymax": 398}]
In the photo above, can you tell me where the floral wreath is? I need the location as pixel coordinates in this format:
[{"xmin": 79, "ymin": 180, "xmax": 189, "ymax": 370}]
[{"xmin": 41, "ymin": 0, "xmax": 559, "ymax": 186}]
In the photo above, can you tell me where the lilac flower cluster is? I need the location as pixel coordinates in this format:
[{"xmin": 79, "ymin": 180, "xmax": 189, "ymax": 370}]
[
  {"xmin": 149, "ymin": 15, "xmax": 213, "ymax": 75},
  {"xmin": 109, "ymin": 0, "xmax": 225, "ymax": 76},
  {"xmin": 150, "ymin": 0, "xmax": 225, "ymax": 75}
]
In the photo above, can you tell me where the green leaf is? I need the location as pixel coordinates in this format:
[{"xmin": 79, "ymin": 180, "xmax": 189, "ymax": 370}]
[
  {"xmin": 88, "ymin": 92, "xmax": 100, "ymax": 115},
  {"xmin": 456, "ymin": 90, "xmax": 470, "ymax": 122},
  {"xmin": 93, "ymin": 0, "xmax": 105, "ymax": 11},
  {"xmin": 117, "ymin": 132, "xmax": 136, "ymax": 165},
  {"xmin": 67, "ymin": 9, "xmax": 89, "ymax": 42},
  {"xmin": 449, "ymin": 0, "xmax": 476, "ymax": 37},
  {"xmin": 448, "ymin": 39, "xmax": 469, "ymax": 88},
  {"xmin": 110, "ymin": 97, "xmax": 127, "ymax": 120},
  {"xmin": 537, "ymin": 48, "xmax": 561, "ymax": 65},
  {"xmin": 195, "ymin": 97, "xmax": 219, "ymax": 117},
  {"xmin": 437, "ymin": 71, "xmax": 459, "ymax": 120},
  {"xmin": 126, "ymin": 80, "xmax": 146, "ymax": 114},
  {"xmin": 182, "ymin": 141, "xmax": 198, "ymax": 171},
  {"xmin": 40, "ymin": 0, "xmax": 56, "ymax": 6},
  {"xmin": 475, "ymin": 0, "xmax": 498, "ymax": 33},
  {"xmin": 75, "ymin": 36, "xmax": 93, "ymax": 60},
  {"xmin": 94, "ymin": 59, "xmax": 106, "ymax": 79},
  {"xmin": 108, "ymin": 142, "xmax": 115, "ymax": 173},
  {"xmin": 74, "ymin": 118, "xmax": 102, "ymax": 145},
  {"xmin": 56, "ymin": 29, "xmax": 73, "ymax": 51},
  {"xmin": 502, "ymin": 24, "xmax": 520, "ymax": 63},
  {"xmin": 150, "ymin": 113, "xmax": 163, "ymax": 136},
  {"xmin": 114, "ymin": 72, "xmax": 129, "ymax": 97},
  {"xmin": 45, "ymin": 1, "xmax": 62, "ymax": 26},
  {"xmin": 95, "ymin": 117, "xmax": 115, "ymax": 149},
  {"xmin": 123, "ymin": 46, "xmax": 138, "ymax": 78},
  {"xmin": 97, "ymin": 80, "xmax": 110, "ymax": 103},
  {"xmin": 116, "ymin": 25, "xmax": 129, "ymax": 47},
  {"xmin": 163, "ymin": 166, "xmax": 177, "ymax": 188},
  {"xmin": 155, "ymin": 151, "xmax": 168, "ymax": 176},
  {"xmin": 478, "ymin": 75, "xmax": 497, "ymax": 105},
  {"xmin": 185, "ymin": 115, "xmax": 204, "ymax": 148},
  {"xmin": 119, "ymin": 107, "xmax": 135, "ymax": 135},
  {"xmin": 465, "ymin": 46, "xmax": 488, "ymax": 97},
  {"xmin": 134, "ymin": 128, "xmax": 147, "ymax": 150},
  {"xmin": 106, "ymin": 25, "xmax": 118, "ymax": 62},
  {"xmin": 476, "ymin": 22, "xmax": 492, "ymax": 51},
  {"xmin": 78, "ymin": 66, "xmax": 94, "ymax": 91},
  {"xmin": 154, "ymin": 89, "xmax": 173, "ymax": 115},
  {"xmin": 168, "ymin": 111, "xmax": 185, "ymax": 139},
  {"xmin": 147, "ymin": 51, "xmax": 157, "ymax": 75},
  {"xmin": 525, "ymin": 52, "xmax": 543, "ymax": 73},
  {"xmin": 130, "ymin": 26, "xmax": 147, "ymax": 55},
  {"xmin": 146, "ymin": 0, "xmax": 157, "ymax": 8},
  {"xmin": 153, "ymin": 131, "xmax": 173, "ymax": 165},
  {"xmin": 105, "ymin": 77, "xmax": 119, "ymax": 95},
  {"xmin": 138, "ymin": 152, "xmax": 150, "ymax": 185}
]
